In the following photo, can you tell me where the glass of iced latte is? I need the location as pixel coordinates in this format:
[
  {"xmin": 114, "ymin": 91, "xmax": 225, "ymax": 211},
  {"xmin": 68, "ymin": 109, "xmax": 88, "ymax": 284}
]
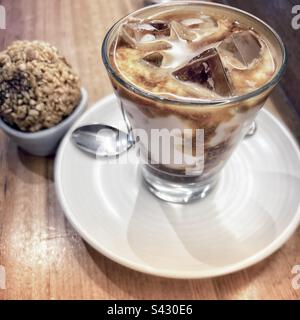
[{"xmin": 102, "ymin": 1, "xmax": 286, "ymax": 203}]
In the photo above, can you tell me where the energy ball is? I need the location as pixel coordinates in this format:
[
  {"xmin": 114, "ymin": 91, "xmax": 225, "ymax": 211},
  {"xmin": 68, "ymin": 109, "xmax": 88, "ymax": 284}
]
[{"xmin": 0, "ymin": 40, "xmax": 81, "ymax": 132}]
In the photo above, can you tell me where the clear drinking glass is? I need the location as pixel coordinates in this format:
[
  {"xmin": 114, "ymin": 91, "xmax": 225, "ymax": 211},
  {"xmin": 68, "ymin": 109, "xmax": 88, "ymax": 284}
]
[{"xmin": 102, "ymin": 1, "xmax": 287, "ymax": 203}]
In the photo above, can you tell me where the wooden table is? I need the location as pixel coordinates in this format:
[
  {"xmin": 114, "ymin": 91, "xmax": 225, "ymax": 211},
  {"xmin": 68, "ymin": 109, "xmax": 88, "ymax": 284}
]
[{"xmin": 0, "ymin": 0, "xmax": 299, "ymax": 300}]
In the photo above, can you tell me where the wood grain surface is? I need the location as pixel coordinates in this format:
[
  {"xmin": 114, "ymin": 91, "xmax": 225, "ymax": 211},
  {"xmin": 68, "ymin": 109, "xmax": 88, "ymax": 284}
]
[{"xmin": 0, "ymin": 0, "xmax": 299, "ymax": 300}]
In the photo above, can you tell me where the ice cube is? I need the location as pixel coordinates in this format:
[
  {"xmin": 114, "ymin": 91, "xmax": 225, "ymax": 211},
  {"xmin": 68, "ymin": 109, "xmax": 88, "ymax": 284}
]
[
  {"xmin": 142, "ymin": 51, "xmax": 175, "ymax": 68},
  {"xmin": 188, "ymin": 19, "xmax": 233, "ymax": 52},
  {"xmin": 118, "ymin": 26, "xmax": 137, "ymax": 48},
  {"xmin": 170, "ymin": 21, "xmax": 197, "ymax": 41},
  {"xmin": 218, "ymin": 31, "xmax": 262, "ymax": 68},
  {"xmin": 119, "ymin": 23, "xmax": 171, "ymax": 51},
  {"xmin": 173, "ymin": 48, "xmax": 233, "ymax": 96},
  {"xmin": 181, "ymin": 18, "xmax": 204, "ymax": 27},
  {"xmin": 142, "ymin": 52, "xmax": 164, "ymax": 67},
  {"xmin": 147, "ymin": 20, "xmax": 170, "ymax": 35},
  {"xmin": 181, "ymin": 15, "xmax": 217, "ymax": 30},
  {"xmin": 124, "ymin": 20, "xmax": 170, "ymax": 42}
]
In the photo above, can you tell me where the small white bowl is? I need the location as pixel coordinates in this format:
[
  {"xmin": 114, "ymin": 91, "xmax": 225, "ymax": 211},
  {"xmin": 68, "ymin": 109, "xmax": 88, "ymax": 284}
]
[{"xmin": 0, "ymin": 88, "xmax": 88, "ymax": 157}]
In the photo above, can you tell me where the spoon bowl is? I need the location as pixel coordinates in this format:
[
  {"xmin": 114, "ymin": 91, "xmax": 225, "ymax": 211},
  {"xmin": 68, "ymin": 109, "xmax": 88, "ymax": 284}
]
[{"xmin": 72, "ymin": 124, "xmax": 133, "ymax": 157}]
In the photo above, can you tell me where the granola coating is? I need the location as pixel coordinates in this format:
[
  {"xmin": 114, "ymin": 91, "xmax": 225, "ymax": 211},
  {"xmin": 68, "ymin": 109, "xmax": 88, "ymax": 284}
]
[{"xmin": 0, "ymin": 40, "xmax": 81, "ymax": 132}]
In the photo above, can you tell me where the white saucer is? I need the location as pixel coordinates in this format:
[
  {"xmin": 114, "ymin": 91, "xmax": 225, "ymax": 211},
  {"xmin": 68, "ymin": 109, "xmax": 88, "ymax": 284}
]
[{"xmin": 55, "ymin": 95, "xmax": 300, "ymax": 279}]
